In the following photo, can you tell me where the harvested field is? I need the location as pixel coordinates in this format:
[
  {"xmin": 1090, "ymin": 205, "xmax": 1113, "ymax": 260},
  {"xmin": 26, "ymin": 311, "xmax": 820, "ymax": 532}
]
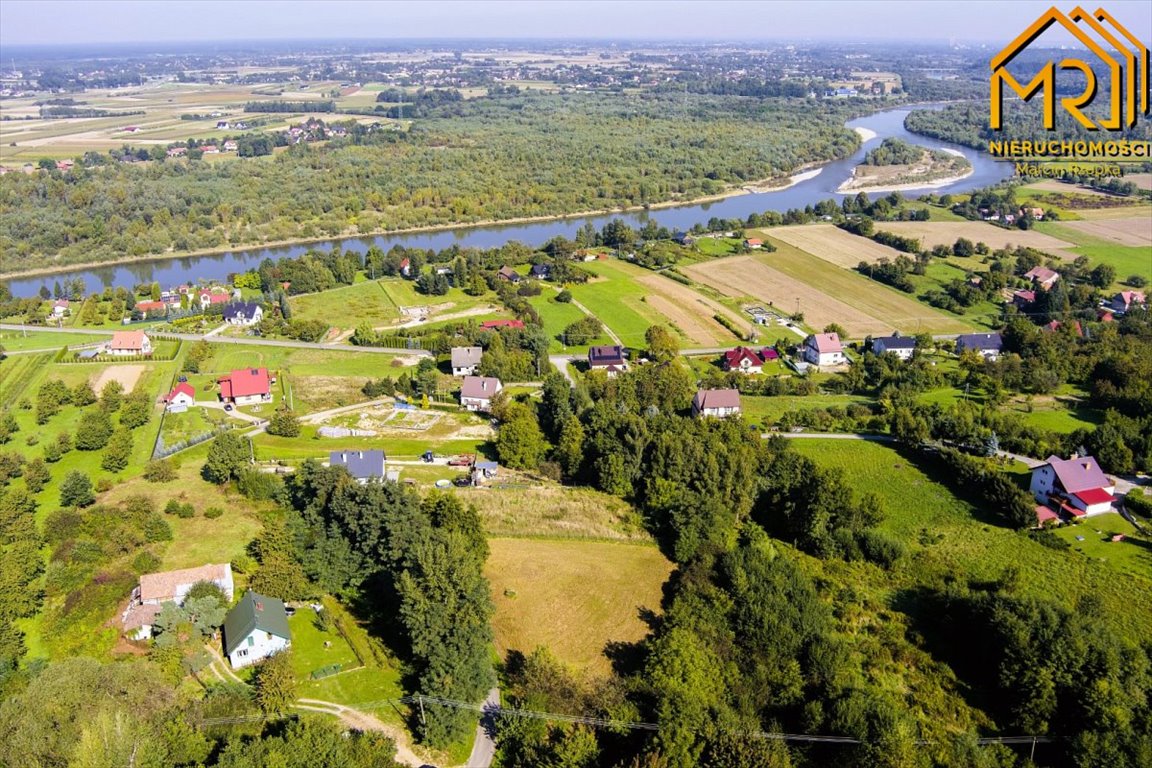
[
  {"xmin": 485, "ymin": 538, "xmax": 672, "ymax": 678},
  {"xmin": 636, "ymin": 274, "xmax": 745, "ymax": 345},
  {"xmin": 457, "ymin": 485, "xmax": 648, "ymax": 540},
  {"xmin": 1127, "ymin": 173, "xmax": 1152, "ymax": 191},
  {"xmin": 683, "ymin": 254, "xmax": 972, "ymax": 336},
  {"xmin": 289, "ymin": 375, "xmax": 370, "ymax": 412},
  {"xmin": 1028, "ymin": 180, "xmax": 1115, "ymax": 197},
  {"xmin": 1058, "ymin": 217, "xmax": 1152, "ymax": 247},
  {"xmin": 763, "ymin": 224, "xmax": 905, "ymax": 267},
  {"xmin": 874, "ymin": 222, "xmax": 1078, "ymax": 255},
  {"xmin": 91, "ymin": 364, "xmax": 145, "ymax": 393}
]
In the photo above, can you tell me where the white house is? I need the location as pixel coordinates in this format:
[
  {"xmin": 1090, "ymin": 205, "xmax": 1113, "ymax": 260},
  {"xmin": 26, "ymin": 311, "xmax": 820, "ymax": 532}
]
[
  {"xmin": 108, "ymin": 330, "xmax": 153, "ymax": 357},
  {"xmin": 803, "ymin": 333, "xmax": 845, "ymax": 366},
  {"xmin": 217, "ymin": 368, "xmax": 272, "ymax": 406},
  {"xmin": 164, "ymin": 382, "xmax": 196, "ymax": 413},
  {"xmin": 955, "ymin": 332, "xmax": 1003, "ymax": 360},
  {"xmin": 1029, "ymin": 454, "xmax": 1116, "ymax": 518},
  {"xmin": 223, "ymin": 591, "xmax": 292, "ymax": 668},
  {"xmin": 872, "ymin": 335, "xmax": 916, "ymax": 360},
  {"xmin": 451, "ymin": 346, "xmax": 483, "ymax": 376},
  {"xmin": 692, "ymin": 388, "xmax": 741, "ymax": 418},
  {"xmin": 122, "ymin": 563, "xmax": 234, "ymax": 640},
  {"xmin": 460, "ymin": 376, "xmax": 502, "ymax": 412},
  {"xmin": 51, "ymin": 299, "xmax": 70, "ymax": 318},
  {"xmin": 222, "ymin": 302, "xmax": 263, "ymax": 326}
]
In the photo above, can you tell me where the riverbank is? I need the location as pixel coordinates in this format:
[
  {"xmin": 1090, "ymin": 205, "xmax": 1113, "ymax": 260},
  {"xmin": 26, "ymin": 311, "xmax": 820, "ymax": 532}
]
[
  {"xmin": 835, "ymin": 165, "xmax": 975, "ymax": 194},
  {"xmin": 0, "ymin": 164, "xmax": 840, "ymax": 282}
]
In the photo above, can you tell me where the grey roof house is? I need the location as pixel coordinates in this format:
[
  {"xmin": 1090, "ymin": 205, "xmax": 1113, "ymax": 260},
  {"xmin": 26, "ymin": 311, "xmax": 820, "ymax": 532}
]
[
  {"xmin": 330, "ymin": 449, "xmax": 387, "ymax": 482},
  {"xmin": 956, "ymin": 332, "xmax": 1003, "ymax": 359},
  {"xmin": 451, "ymin": 346, "xmax": 483, "ymax": 376}
]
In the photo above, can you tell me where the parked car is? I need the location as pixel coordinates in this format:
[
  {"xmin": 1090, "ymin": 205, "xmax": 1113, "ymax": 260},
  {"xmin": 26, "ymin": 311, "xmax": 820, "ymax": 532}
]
[
  {"xmin": 422, "ymin": 450, "xmax": 435, "ymax": 463},
  {"xmin": 224, "ymin": 404, "xmax": 233, "ymax": 411}
]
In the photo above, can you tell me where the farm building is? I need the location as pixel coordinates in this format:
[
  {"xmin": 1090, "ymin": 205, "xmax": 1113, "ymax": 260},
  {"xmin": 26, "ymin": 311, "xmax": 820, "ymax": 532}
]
[
  {"xmin": 164, "ymin": 383, "xmax": 196, "ymax": 413},
  {"xmin": 108, "ymin": 330, "xmax": 152, "ymax": 356},
  {"xmin": 692, "ymin": 388, "xmax": 742, "ymax": 418},
  {"xmin": 497, "ymin": 266, "xmax": 521, "ymax": 283},
  {"xmin": 451, "ymin": 346, "xmax": 483, "ymax": 376},
  {"xmin": 223, "ymin": 591, "xmax": 292, "ymax": 668},
  {"xmin": 872, "ymin": 335, "xmax": 915, "ymax": 360},
  {"xmin": 1012, "ymin": 289, "xmax": 1036, "ymax": 308},
  {"xmin": 1029, "ymin": 455, "xmax": 1116, "ymax": 518},
  {"xmin": 460, "ymin": 376, "xmax": 502, "ymax": 412},
  {"xmin": 956, "ymin": 332, "xmax": 1003, "ymax": 360},
  {"xmin": 722, "ymin": 347, "xmax": 763, "ymax": 374},
  {"xmin": 222, "ymin": 302, "xmax": 263, "ymax": 326},
  {"xmin": 803, "ymin": 333, "xmax": 845, "ymax": 367},
  {"xmin": 122, "ymin": 563, "xmax": 234, "ymax": 640},
  {"xmin": 588, "ymin": 345, "xmax": 628, "ymax": 377},
  {"xmin": 329, "ymin": 450, "xmax": 387, "ymax": 483},
  {"xmin": 743, "ymin": 238, "xmax": 764, "ymax": 249},
  {"xmin": 218, "ymin": 368, "xmax": 272, "ymax": 405}
]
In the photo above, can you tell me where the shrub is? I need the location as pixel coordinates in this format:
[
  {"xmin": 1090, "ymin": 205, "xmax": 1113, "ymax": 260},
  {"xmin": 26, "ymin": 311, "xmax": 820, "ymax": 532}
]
[
  {"xmin": 59, "ymin": 471, "xmax": 95, "ymax": 508},
  {"xmin": 132, "ymin": 551, "xmax": 162, "ymax": 574},
  {"xmin": 1124, "ymin": 491, "xmax": 1152, "ymax": 518},
  {"xmin": 858, "ymin": 529, "xmax": 906, "ymax": 568},
  {"xmin": 237, "ymin": 468, "xmax": 284, "ymax": 501},
  {"xmin": 231, "ymin": 553, "xmax": 256, "ymax": 574},
  {"xmin": 143, "ymin": 460, "xmax": 177, "ymax": 483},
  {"xmin": 267, "ymin": 409, "xmax": 301, "ymax": 438},
  {"xmin": 204, "ymin": 506, "xmax": 224, "ymax": 519},
  {"xmin": 556, "ymin": 289, "xmax": 573, "ymax": 303},
  {"xmin": 24, "ymin": 434, "xmax": 39, "ymax": 447},
  {"xmin": 164, "ymin": 499, "xmax": 195, "ymax": 518},
  {"xmin": 95, "ymin": 478, "xmax": 114, "ymax": 493},
  {"xmin": 1027, "ymin": 529, "xmax": 1071, "ymax": 550}
]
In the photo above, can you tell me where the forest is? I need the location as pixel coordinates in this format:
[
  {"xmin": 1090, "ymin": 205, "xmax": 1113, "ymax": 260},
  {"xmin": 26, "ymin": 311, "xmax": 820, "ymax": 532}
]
[
  {"xmin": 904, "ymin": 102, "xmax": 1152, "ymax": 151},
  {"xmin": 0, "ymin": 92, "xmax": 862, "ymax": 275}
]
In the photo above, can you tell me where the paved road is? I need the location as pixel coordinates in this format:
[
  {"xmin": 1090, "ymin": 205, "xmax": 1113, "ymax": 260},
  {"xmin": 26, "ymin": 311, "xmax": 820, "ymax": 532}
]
[
  {"xmin": 466, "ymin": 687, "xmax": 500, "ymax": 768},
  {"xmin": 0, "ymin": 323, "xmax": 432, "ymax": 356},
  {"xmin": 549, "ymin": 355, "xmax": 579, "ymax": 385},
  {"xmin": 767, "ymin": 432, "xmax": 897, "ymax": 443}
]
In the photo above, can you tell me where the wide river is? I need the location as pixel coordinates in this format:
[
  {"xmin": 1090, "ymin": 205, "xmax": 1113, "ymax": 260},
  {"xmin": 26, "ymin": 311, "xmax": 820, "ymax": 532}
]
[{"xmin": 8, "ymin": 105, "xmax": 1012, "ymax": 296}]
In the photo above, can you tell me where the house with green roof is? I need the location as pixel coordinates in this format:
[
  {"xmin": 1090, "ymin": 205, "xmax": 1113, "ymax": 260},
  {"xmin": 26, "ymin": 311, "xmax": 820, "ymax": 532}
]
[{"xmin": 223, "ymin": 591, "xmax": 292, "ymax": 668}]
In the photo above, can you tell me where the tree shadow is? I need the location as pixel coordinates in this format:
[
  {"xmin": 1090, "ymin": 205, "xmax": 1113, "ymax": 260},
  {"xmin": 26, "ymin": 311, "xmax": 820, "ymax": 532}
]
[{"xmin": 891, "ymin": 443, "xmax": 1011, "ymax": 528}]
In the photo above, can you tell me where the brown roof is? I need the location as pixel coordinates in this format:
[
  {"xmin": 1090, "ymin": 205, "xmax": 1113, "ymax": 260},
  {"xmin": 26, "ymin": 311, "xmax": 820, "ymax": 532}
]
[
  {"xmin": 110, "ymin": 330, "xmax": 148, "ymax": 350},
  {"xmin": 694, "ymin": 388, "xmax": 741, "ymax": 410},
  {"xmin": 139, "ymin": 563, "xmax": 231, "ymax": 603},
  {"xmin": 122, "ymin": 602, "xmax": 163, "ymax": 631},
  {"xmin": 460, "ymin": 376, "xmax": 501, "ymax": 400}
]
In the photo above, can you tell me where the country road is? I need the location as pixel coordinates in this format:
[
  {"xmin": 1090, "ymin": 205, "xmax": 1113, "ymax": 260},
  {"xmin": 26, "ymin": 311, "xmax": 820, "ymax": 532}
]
[
  {"xmin": 466, "ymin": 687, "xmax": 500, "ymax": 768},
  {"xmin": 768, "ymin": 432, "xmax": 897, "ymax": 442},
  {"xmin": 0, "ymin": 323, "xmax": 433, "ymax": 356}
]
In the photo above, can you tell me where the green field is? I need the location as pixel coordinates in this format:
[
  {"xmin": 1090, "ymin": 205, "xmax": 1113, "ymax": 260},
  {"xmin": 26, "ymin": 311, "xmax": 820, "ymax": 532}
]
[
  {"xmin": 289, "ymin": 280, "xmax": 400, "ymax": 329},
  {"xmin": 568, "ymin": 260, "xmax": 669, "ymax": 347},
  {"xmin": 1034, "ymin": 221, "xmax": 1152, "ymax": 287},
  {"xmin": 0, "ymin": 331, "xmax": 110, "ymax": 352},
  {"xmin": 791, "ymin": 440, "xmax": 1152, "ymax": 638},
  {"xmin": 527, "ymin": 293, "xmax": 605, "ymax": 351},
  {"xmin": 485, "ymin": 538, "xmax": 673, "ymax": 678},
  {"xmin": 742, "ymin": 394, "xmax": 875, "ymax": 425}
]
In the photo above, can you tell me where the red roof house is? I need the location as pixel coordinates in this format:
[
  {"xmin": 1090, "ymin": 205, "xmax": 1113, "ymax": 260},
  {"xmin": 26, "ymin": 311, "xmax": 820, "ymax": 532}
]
[
  {"xmin": 1024, "ymin": 266, "xmax": 1060, "ymax": 290},
  {"xmin": 164, "ymin": 383, "xmax": 196, "ymax": 412},
  {"xmin": 723, "ymin": 347, "xmax": 763, "ymax": 374},
  {"xmin": 480, "ymin": 319, "xmax": 526, "ymax": 330},
  {"xmin": 1030, "ymin": 454, "xmax": 1116, "ymax": 517},
  {"xmin": 218, "ymin": 368, "xmax": 271, "ymax": 405}
]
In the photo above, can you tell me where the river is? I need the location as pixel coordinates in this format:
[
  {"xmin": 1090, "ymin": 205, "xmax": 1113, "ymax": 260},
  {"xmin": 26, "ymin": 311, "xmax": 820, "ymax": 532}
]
[{"xmin": 6, "ymin": 105, "xmax": 1012, "ymax": 297}]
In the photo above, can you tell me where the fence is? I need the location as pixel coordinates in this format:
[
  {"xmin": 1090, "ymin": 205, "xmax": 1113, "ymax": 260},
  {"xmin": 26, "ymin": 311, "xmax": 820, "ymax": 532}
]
[
  {"xmin": 152, "ymin": 423, "xmax": 233, "ymax": 460},
  {"xmin": 309, "ymin": 663, "xmax": 343, "ymax": 680}
]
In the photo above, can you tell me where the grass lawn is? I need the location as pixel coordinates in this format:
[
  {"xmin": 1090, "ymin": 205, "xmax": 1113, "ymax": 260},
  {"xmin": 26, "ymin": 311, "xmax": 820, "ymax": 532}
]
[
  {"xmin": 692, "ymin": 236, "xmax": 742, "ymax": 257},
  {"xmin": 527, "ymin": 293, "xmax": 602, "ymax": 352},
  {"xmin": 455, "ymin": 485, "xmax": 649, "ymax": 541},
  {"xmin": 485, "ymin": 538, "xmax": 673, "ymax": 679},
  {"xmin": 0, "ymin": 330, "xmax": 109, "ymax": 352},
  {"xmin": 742, "ymin": 394, "xmax": 876, "ymax": 426},
  {"xmin": 1050, "ymin": 513, "xmax": 1152, "ymax": 581},
  {"xmin": 569, "ymin": 260, "xmax": 669, "ymax": 347},
  {"xmin": 158, "ymin": 405, "xmax": 231, "ymax": 446},
  {"xmin": 288, "ymin": 609, "xmax": 362, "ymax": 679},
  {"xmin": 289, "ymin": 280, "xmax": 400, "ymax": 330},
  {"xmin": 791, "ymin": 440, "xmax": 1152, "ymax": 639},
  {"xmin": 902, "ymin": 201, "xmax": 968, "ymax": 222},
  {"xmin": 1033, "ymin": 221, "xmax": 1152, "ymax": 286}
]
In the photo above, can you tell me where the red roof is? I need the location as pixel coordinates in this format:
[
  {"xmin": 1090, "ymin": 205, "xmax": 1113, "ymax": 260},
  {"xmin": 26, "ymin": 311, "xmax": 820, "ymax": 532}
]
[
  {"xmin": 1073, "ymin": 488, "xmax": 1115, "ymax": 506},
  {"xmin": 1044, "ymin": 455, "xmax": 1111, "ymax": 494},
  {"xmin": 807, "ymin": 333, "xmax": 843, "ymax": 354},
  {"xmin": 724, "ymin": 347, "xmax": 762, "ymax": 368},
  {"xmin": 761, "ymin": 347, "xmax": 780, "ymax": 360},
  {"xmin": 136, "ymin": 301, "xmax": 166, "ymax": 312},
  {"xmin": 111, "ymin": 330, "xmax": 148, "ymax": 350},
  {"xmin": 1035, "ymin": 505, "xmax": 1059, "ymax": 524},
  {"xmin": 480, "ymin": 319, "xmax": 525, "ymax": 330},
  {"xmin": 1059, "ymin": 500, "xmax": 1086, "ymax": 517},
  {"xmin": 165, "ymin": 383, "xmax": 195, "ymax": 402},
  {"xmin": 218, "ymin": 368, "xmax": 270, "ymax": 400}
]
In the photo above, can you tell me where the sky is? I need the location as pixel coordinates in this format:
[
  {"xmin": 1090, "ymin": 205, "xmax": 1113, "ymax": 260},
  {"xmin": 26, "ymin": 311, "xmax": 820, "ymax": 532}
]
[{"xmin": 0, "ymin": 0, "xmax": 1150, "ymax": 47}]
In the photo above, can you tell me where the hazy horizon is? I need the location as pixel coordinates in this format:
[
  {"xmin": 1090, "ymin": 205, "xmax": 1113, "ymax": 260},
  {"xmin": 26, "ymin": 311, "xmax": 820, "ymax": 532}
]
[{"xmin": 2, "ymin": 0, "xmax": 1150, "ymax": 48}]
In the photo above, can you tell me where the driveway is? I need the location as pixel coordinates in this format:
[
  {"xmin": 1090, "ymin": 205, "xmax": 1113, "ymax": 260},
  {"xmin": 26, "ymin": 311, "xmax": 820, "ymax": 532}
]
[{"xmin": 465, "ymin": 687, "xmax": 501, "ymax": 768}]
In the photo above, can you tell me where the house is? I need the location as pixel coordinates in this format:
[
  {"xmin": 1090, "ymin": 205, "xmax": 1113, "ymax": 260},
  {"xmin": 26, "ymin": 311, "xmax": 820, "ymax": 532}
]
[
  {"xmin": 222, "ymin": 302, "xmax": 263, "ymax": 326},
  {"xmin": 471, "ymin": 460, "xmax": 499, "ymax": 487},
  {"xmin": 460, "ymin": 376, "xmax": 502, "ymax": 412},
  {"xmin": 1043, "ymin": 320, "xmax": 1083, "ymax": 337},
  {"xmin": 803, "ymin": 333, "xmax": 846, "ymax": 366},
  {"xmin": 1029, "ymin": 454, "xmax": 1116, "ymax": 517},
  {"xmin": 223, "ymin": 591, "xmax": 292, "ymax": 668},
  {"xmin": 955, "ymin": 332, "xmax": 1003, "ymax": 360},
  {"xmin": 530, "ymin": 263, "xmax": 552, "ymax": 280},
  {"xmin": 1011, "ymin": 289, "xmax": 1036, "ymax": 308},
  {"xmin": 692, "ymin": 388, "xmax": 742, "ymax": 418},
  {"xmin": 122, "ymin": 563, "xmax": 234, "ymax": 640},
  {"xmin": 497, "ymin": 266, "xmax": 521, "ymax": 283},
  {"xmin": 673, "ymin": 232, "xmax": 696, "ymax": 246},
  {"xmin": 218, "ymin": 368, "xmax": 272, "ymax": 405},
  {"xmin": 480, "ymin": 319, "xmax": 525, "ymax": 330},
  {"xmin": 1109, "ymin": 290, "xmax": 1146, "ymax": 315},
  {"xmin": 451, "ymin": 346, "xmax": 483, "ymax": 376},
  {"xmin": 722, "ymin": 347, "xmax": 763, "ymax": 374},
  {"xmin": 760, "ymin": 346, "xmax": 780, "ymax": 362},
  {"xmin": 399, "ymin": 257, "xmax": 411, "ymax": 277},
  {"xmin": 1024, "ymin": 266, "xmax": 1060, "ymax": 290},
  {"xmin": 200, "ymin": 291, "xmax": 231, "ymax": 309},
  {"xmin": 200, "ymin": 145, "xmax": 220, "ymax": 154},
  {"xmin": 164, "ymin": 382, "xmax": 196, "ymax": 413},
  {"xmin": 166, "ymin": 146, "xmax": 186, "ymax": 157},
  {"xmin": 134, "ymin": 300, "xmax": 167, "ymax": 318},
  {"xmin": 588, "ymin": 345, "xmax": 628, "ymax": 377},
  {"xmin": 108, "ymin": 330, "xmax": 152, "ymax": 356},
  {"xmin": 743, "ymin": 238, "xmax": 764, "ymax": 249},
  {"xmin": 872, "ymin": 335, "xmax": 916, "ymax": 360},
  {"xmin": 51, "ymin": 299, "xmax": 69, "ymax": 318},
  {"xmin": 1034, "ymin": 505, "xmax": 1060, "ymax": 528},
  {"xmin": 222, "ymin": 140, "xmax": 238, "ymax": 152},
  {"xmin": 329, "ymin": 449, "xmax": 387, "ymax": 483},
  {"xmin": 55, "ymin": 160, "xmax": 74, "ymax": 171}
]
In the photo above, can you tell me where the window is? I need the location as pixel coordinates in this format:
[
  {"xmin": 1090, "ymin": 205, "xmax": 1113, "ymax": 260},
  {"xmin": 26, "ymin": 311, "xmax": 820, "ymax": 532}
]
[
  {"xmin": 247, "ymin": 636, "xmax": 254, "ymax": 647},
  {"xmin": 236, "ymin": 649, "xmax": 248, "ymax": 658}
]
